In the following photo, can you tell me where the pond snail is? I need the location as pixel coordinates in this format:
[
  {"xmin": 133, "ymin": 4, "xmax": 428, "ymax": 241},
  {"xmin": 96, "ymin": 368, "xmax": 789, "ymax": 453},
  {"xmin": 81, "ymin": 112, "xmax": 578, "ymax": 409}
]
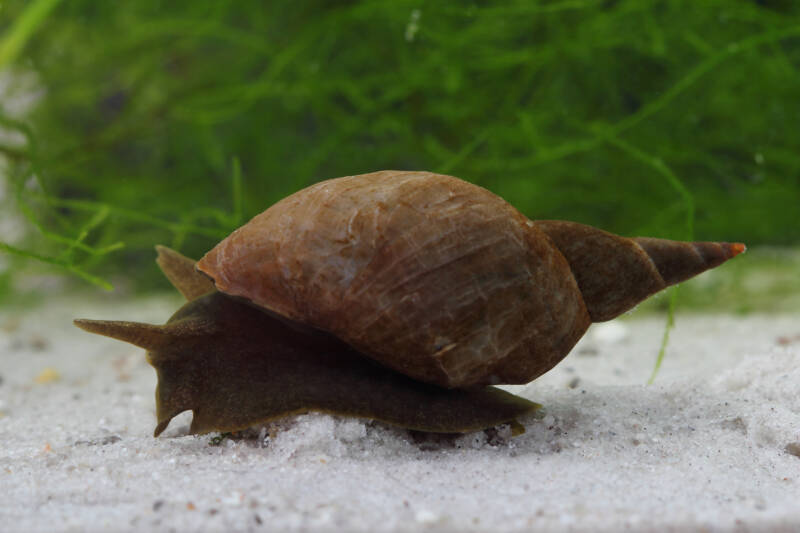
[{"xmin": 75, "ymin": 171, "xmax": 745, "ymax": 437}]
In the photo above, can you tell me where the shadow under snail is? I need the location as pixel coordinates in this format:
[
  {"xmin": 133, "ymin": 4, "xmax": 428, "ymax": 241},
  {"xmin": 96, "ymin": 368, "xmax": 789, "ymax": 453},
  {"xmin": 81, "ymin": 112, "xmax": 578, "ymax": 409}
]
[{"xmin": 75, "ymin": 171, "xmax": 745, "ymax": 437}]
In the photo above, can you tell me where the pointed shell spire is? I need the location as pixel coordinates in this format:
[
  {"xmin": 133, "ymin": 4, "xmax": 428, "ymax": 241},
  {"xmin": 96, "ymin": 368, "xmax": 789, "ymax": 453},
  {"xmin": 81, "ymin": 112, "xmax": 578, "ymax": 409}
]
[
  {"xmin": 633, "ymin": 238, "xmax": 745, "ymax": 287},
  {"xmin": 534, "ymin": 220, "xmax": 744, "ymax": 321}
]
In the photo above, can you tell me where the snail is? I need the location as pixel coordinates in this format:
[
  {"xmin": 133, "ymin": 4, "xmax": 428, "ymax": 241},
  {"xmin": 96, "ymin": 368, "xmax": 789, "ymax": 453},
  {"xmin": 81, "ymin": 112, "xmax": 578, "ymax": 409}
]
[{"xmin": 75, "ymin": 171, "xmax": 745, "ymax": 437}]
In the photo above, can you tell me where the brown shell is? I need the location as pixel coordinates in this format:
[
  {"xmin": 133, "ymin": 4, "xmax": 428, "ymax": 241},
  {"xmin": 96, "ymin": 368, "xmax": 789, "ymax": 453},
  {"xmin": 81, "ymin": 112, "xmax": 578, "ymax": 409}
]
[{"xmin": 197, "ymin": 171, "xmax": 744, "ymax": 388}]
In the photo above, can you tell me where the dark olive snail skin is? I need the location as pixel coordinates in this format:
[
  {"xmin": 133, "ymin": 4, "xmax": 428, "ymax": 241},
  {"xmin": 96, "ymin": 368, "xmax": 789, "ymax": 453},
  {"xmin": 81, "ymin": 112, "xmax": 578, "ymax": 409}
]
[
  {"xmin": 74, "ymin": 171, "xmax": 744, "ymax": 438},
  {"xmin": 75, "ymin": 247, "xmax": 538, "ymax": 437}
]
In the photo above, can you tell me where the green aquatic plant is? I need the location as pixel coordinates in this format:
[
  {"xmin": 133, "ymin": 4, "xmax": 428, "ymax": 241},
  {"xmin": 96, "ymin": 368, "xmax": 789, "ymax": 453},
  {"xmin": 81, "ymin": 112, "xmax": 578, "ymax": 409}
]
[{"xmin": 0, "ymin": 0, "xmax": 798, "ymax": 296}]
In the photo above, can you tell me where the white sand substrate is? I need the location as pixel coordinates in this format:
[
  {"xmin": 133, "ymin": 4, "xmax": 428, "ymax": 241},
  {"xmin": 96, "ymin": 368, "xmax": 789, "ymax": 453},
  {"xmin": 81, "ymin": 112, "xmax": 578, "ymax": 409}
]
[{"xmin": 0, "ymin": 295, "xmax": 798, "ymax": 533}]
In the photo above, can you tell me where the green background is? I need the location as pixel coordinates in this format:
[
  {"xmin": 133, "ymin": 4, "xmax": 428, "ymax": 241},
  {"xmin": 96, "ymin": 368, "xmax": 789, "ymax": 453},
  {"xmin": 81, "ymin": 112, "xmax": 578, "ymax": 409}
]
[{"xmin": 1, "ymin": 0, "xmax": 799, "ymax": 298}]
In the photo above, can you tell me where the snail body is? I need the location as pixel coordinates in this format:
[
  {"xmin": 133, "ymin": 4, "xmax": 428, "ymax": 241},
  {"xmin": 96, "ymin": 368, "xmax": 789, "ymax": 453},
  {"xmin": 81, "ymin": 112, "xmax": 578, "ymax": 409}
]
[
  {"xmin": 75, "ymin": 171, "xmax": 744, "ymax": 436},
  {"xmin": 78, "ymin": 258, "xmax": 536, "ymax": 436}
]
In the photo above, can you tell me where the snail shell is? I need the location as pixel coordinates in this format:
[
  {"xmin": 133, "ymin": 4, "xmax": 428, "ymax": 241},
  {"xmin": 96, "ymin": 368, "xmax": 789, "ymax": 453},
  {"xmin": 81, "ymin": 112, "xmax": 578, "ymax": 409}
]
[
  {"xmin": 74, "ymin": 171, "xmax": 744, "ymax": 437},
  {"xmin": 197, "ymin": 171, "xmax": 744, "ymax": 389}
]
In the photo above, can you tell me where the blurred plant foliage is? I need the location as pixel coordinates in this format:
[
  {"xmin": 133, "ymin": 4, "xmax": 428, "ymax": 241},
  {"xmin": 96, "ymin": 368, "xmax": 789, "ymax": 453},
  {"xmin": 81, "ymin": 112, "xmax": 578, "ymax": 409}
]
[{"xmin": 0, "ymin": 0, "xmax": 799, "ymax": 294}]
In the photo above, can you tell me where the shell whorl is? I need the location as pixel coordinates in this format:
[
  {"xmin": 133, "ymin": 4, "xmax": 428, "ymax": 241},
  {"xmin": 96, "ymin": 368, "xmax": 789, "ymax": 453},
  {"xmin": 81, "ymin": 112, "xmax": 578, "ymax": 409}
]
[
  {"xmin": 535, "ymin": 220, "xmax": 745, "ymax": 322},
  {"xmin": 634, "ymin": 238, "xmax": 745, "ymax": 288},
  {"xmin": 197, "ymin": 171, "xmax": 592, "ymax": 388}
]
